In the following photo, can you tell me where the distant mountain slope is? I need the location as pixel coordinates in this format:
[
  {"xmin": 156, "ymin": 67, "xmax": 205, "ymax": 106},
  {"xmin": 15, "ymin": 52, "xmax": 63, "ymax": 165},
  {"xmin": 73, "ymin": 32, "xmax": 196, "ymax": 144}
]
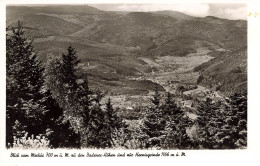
[
  {"xmin": 154, "ymin": 10, "xmax": 194, "ymax": 20},
  {"xmin": 194, "ymin": 47, "xmax": 247, "ymax": 94},
  {"xmin": 6, "ymin": 5, "xmax": 247, "ymax": 95},
  {"xmin": 7, "ymin": 5, "xmax": 105, "ymax": 16},
  {"xmin": 6, "ymin": 6, "xmax": 247, "ymax": 57},
  {"xmin": 7, "ymin": 13, "xmax": 83, "ymax": 37}
]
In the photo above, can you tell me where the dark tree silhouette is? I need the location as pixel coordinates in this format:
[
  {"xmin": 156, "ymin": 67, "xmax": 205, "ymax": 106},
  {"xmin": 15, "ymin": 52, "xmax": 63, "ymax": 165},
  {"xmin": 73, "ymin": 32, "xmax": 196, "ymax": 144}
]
[{"xmin": 6, "ymin": 21, "xmax": 54, "ymax": 147}]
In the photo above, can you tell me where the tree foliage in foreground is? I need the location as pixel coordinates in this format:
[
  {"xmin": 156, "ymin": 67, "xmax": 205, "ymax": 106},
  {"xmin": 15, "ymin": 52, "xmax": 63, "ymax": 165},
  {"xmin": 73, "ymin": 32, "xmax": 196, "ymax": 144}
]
[
  {"xmin": 195, "ymin": 92, "xmax": 247, "ymax": 149},
  {"xmin": 6, "ymin": 21, "xmax": 77, "ymax": 148},
  {"xmin": 141, "ymin": 91, "xmax": 192, "ymax": 149},
  {"xmin": 45, "ymin": 46, "xmax": 125, "ymax": 148}
]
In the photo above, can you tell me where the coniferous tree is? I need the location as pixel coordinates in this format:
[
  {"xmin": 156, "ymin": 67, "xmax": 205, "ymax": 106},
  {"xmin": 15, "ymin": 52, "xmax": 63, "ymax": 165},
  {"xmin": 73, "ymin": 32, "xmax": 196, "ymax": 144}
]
[
  {"xmin": 161, "ymin": 92, "xmax": 182, "ymax": 118},
  {"xmin": 161, "ymin": 92, "xmax": 192, "ymax": 149},
  {"xmin": 82, "ymin": 91, "xmax": 126, "ymax": 149},
  {"xmin": 6, "ymin": 22, "xmax": 80, "ymax": 148},
  {"xmin": 163, "ymin": 115, "xmax": 192, "ymax": 149},
  {"xmin": 141, "ymin": 87, "xmax": 165, "ymax": 148},
  {"xmin": 105, "ymin": 98, "xmax": 115, "ymax": 146},
  {"xmin": 105, "ymin": 98, "xmax": 127, "ymax": 147},
  {"xmin": 195, "ymin": 93, "xmax": 247, "ymax": 149},
  {"xmin": 6, "ymin": 21, "xmax": 47, "ymax": 147},
  {"xmin": 42, "ymin": 90, "xmax": 81, "ymax": 148},
  {"xmin": 45, "ymin": 48, "xmax": 83, "ymax": 129},
  {"xmin": 61, "ymin": 46, "xmax": 80, "ymax": 90},
  {"xmin": 195, "ymin": 98, "xmax": 220, "ymax": 148},
  {"xmin": 44, "ymin": 52, "xmax": 86, "ymax": 146},
  {"xmin": 215, "ymin": 92, "xmax": 247, "ymax": 149},
  {"xmin": 84, "ymin": 102, "xmax": 111, "ymax": 148},
  {"xmin": 45, "ymin": 46, "xmax": 117, "ymax": 149},
  {"xmin": 141, "ymin": 106, "xmax": 166, "ymax": 148},
  {"xmin": 151, "ymin": 84, "xmax": 160, "ymax": 107}
]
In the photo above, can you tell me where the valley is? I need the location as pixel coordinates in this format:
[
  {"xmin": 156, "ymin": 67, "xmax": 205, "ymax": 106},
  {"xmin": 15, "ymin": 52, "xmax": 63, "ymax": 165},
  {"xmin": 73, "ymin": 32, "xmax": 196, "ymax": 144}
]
[
  {"xmin": 105, "ymin": 47, "xmax": 216, "ymax": 109},
  {"xmin": 6, "ymin": 5, "xmax": 247, "ymax": 112},
  {"xmin": 6, "ymin": 4, "xmax": 248, "ymax": 150}
]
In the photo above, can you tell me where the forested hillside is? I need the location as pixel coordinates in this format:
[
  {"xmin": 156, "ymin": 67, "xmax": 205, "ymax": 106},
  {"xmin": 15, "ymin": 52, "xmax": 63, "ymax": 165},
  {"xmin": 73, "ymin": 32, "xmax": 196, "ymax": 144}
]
[
  {"xmin": 6, "ymin": 6, "xmax": 247, "ymax": 95},
  {"xmin": 194, "ymin": 47, "xmax": 247, "ymax": 94},
  {"xmin": 6, "ymin": 5, "xmax": 247, "ymax": 149}
]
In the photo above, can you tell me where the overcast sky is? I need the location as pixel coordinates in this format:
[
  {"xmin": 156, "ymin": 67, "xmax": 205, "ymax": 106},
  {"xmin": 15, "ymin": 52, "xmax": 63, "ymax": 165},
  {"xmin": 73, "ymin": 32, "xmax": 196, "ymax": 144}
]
[{"xmin": 89, "ymin": 4, "xmax": 247, "ymax": 20}]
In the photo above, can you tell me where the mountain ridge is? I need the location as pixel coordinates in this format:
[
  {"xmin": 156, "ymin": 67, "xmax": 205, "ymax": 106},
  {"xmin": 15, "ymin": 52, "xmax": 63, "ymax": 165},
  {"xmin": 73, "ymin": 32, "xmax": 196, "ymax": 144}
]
[{"xmin": 6, "ymin": 5, "xmax": 247, "ymax": 94}]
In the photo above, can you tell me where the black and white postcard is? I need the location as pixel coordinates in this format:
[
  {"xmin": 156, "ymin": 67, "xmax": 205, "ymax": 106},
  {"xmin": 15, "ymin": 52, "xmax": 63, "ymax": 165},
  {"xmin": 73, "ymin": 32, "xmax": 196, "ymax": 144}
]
[{"xmin": 1, "ymin": 0, "xmax": 260, "ymax": 166}]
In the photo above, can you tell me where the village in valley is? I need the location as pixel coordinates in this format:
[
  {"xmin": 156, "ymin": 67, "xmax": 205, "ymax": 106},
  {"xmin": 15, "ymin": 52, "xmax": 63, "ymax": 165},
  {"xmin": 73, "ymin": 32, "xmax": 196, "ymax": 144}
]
[{"xmin": 107, "ymin": 47, "xmax": 224, "ymax": 122}]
